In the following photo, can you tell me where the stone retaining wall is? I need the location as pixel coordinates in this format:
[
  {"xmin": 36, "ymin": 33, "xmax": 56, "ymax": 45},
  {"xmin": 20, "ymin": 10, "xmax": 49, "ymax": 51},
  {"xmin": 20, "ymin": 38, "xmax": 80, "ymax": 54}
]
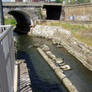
[
  {"xmin": 53, "ymin": 30, "xmax": 92, "ymax": 71},
  {"xmin": 29, "ymin": 25, "xmax": 92, "ymax": 71}
]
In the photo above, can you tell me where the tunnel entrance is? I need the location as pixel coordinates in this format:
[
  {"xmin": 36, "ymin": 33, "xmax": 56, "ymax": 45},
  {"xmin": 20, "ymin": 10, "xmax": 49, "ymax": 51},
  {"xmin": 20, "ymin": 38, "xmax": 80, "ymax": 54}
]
[
  {"xmin": 43, "ymin": 5, "xmax": 62, "ymax": 20},
  {"xmin": 8, "ymin": 10, "xmax": 31, "ymax": 34}
]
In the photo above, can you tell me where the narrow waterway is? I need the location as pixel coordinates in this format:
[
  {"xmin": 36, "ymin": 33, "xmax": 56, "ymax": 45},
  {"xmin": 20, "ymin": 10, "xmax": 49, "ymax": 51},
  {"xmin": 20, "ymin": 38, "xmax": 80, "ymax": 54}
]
[
  {"xmin": 36, "ymin": 37, "xmax": 92, "ymax": 92},
  {"xmin": 14, "ymin": 33, "xmax": 68, "ymax": 92},
  {"xmin": 49, "ymin": 44, "xmax": 92, "ymax": 92},
  {"xmin": 14, "ymin": 33, "xmax": 92, "ymax": 92}
]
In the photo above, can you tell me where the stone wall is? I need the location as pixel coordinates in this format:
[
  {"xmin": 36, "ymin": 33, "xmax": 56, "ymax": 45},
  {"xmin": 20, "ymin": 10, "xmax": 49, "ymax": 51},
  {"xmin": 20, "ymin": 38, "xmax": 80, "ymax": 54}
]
[
  {"xmin": 29, "ymin": 25, "xmax": 92, "ymax": 71},
  {"xmin": 3, "ymin": 7, "xmax": 40, "ymax": 21},
  {"xmin": 53, "ymin": 31, "xmax": 92, "ymax": 71}
]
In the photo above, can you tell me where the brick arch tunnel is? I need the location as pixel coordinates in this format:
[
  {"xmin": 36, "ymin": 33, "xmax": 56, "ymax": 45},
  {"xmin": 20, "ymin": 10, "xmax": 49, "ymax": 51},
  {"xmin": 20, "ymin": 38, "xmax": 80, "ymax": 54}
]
[
  {"xmin": 43, "ymin": 5, "xmax": 62, "ymax": 20},
  {"xmin": 8, "ymin": 10, "xmax": 31, "ymax": 34}
]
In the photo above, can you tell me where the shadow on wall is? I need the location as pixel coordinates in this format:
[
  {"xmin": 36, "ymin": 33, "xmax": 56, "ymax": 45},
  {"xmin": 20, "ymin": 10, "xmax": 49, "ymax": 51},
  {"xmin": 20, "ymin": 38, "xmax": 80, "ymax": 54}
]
[
  {"xmin": 16, "ymin": 50, "xmax": 64, "ymax": 92},
  {"xmin": 8, "ymin": 10, "xmax": 31, "ymax": 34}
]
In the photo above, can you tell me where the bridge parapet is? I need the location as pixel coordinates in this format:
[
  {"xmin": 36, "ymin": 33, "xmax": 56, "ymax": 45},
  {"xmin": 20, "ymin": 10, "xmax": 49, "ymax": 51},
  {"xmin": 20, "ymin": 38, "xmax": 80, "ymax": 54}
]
[
  {"xmin": 3, "ymin": 2, "xmax": 92, "ymax": 7},
  {"xmin": 3, "ymin": 2, "xmax": 62, "ymax": 7},
  {"xmin": 3, "ymin": 2, "xmax": 42, "ymax": 8},
  {"xmin": 0, "ymin": 25, "xmax": 15, "ymax": 92}
]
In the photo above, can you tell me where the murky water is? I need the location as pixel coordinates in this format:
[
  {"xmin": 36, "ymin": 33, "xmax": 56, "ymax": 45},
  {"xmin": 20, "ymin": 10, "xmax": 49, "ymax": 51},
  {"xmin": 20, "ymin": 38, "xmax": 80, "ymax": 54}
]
[
  {"xmin": 14, "ymin": 33, "xmax": 68, "ymax": 92},
  {"xmin": 50, "ymin": 47, "xmax": 92, "ymax": 92},
  {"xmin": 14, "ymin": 33, "xmax": 92, "ymax": 92}
]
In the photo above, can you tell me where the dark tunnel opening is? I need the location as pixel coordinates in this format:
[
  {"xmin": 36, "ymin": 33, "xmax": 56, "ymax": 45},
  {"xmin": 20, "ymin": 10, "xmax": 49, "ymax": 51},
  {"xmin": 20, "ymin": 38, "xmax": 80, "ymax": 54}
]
[
  {"xmin": 43, "ymin": 5, "xmax": 62, "ymax": 20},
  {"xmin": 8, "ymin": 10, "xmax": 31, "ymax": 34}
]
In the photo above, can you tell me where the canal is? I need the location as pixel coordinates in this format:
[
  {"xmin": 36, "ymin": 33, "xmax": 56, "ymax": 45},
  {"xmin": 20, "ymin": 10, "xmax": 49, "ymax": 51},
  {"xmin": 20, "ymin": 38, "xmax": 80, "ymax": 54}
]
[
  {"xmin": 14, "ymin": 33, "xmax": 92, "ymax": 92},
  {"xmin": 49, "ymin": 43, "xmax": 92, "ymax": 92},
  {"xmin": 14, "ymin": 33, "xmax": 68, "ymax": 92}
]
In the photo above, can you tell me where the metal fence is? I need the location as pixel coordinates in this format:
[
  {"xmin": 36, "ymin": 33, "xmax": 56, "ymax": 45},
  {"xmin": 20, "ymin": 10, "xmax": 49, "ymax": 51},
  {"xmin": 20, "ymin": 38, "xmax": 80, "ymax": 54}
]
[{"xmin": 0, "ymin": 25, "xmax": 15, "ymax": 92}]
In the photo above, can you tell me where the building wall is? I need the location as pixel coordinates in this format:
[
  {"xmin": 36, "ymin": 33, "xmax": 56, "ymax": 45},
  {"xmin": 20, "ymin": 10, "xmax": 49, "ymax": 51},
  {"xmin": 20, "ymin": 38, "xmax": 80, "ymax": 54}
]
[
  {"xmin": 11, "ymin": 0, "xmax": 15, "ymax": 2},
  {"xmin": 23, "ymin": 0, "xmax": 32, "ymax": 2},
  {"xmin": 32, "ymin": 0, "xmax": 45, "ymax": 2},
  {"xmin": 64, "ymin": 4, "xmax": 92, "ymax": 21},
  {"xmin": 15, "ymin": 0, "xmax": 23, "ymax": 2}
]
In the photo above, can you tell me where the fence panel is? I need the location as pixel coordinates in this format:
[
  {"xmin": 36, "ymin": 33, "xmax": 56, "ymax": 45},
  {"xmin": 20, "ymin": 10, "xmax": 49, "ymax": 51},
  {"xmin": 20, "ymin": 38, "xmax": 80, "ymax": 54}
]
[{"xmin": 0, "ymin": 25, "xmax": 15, "ymax": 92}]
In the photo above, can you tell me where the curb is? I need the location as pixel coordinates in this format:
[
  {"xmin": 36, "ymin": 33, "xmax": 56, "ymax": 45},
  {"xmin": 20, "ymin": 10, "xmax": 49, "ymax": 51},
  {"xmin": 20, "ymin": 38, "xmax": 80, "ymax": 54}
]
[
  {"xmin": 37, "ymin": 47, "xmax": 79, "ymax": 92},
  {"xmin": 14, "ymin": 63, "xmax": 18, "ymax": 92}
]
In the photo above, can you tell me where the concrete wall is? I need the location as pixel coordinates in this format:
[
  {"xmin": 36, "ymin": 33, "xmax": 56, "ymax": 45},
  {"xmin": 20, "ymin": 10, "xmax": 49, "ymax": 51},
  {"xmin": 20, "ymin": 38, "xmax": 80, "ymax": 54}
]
[{"xmin": 64, "ymin": 4, "xmax": 92, "ymax": 21}]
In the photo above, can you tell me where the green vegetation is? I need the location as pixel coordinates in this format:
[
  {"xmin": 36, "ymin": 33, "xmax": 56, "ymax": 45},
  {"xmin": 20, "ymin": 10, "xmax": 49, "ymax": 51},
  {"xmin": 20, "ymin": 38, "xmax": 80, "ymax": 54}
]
[
  {"xmin": 77, "ymin": 0, "xmax": 90, "ymax": 3},
  {"xmin": 5, "ymin": 18, "xmax": 16, "ymax": 26},
  {"xmin": 65, "ymin": 0, "xmax": 75, "ymax": 4},
  {"xmin": 38, "ymin": 8, "xmax": 42, "ymax": 20},
  {"xmin": 73, "ymin": 33, "xmax": 92, "ymax": 46},
  {"xmin": 37, "ymin": 21, "xmax": 92, "ymax": 47},
  {"xmin": 56, "ymin": 0, "xmax": 63, "ymax": 3},
  {"xmin": 55, "ymin": 0, "xmax": 91, "ymax": 4}
]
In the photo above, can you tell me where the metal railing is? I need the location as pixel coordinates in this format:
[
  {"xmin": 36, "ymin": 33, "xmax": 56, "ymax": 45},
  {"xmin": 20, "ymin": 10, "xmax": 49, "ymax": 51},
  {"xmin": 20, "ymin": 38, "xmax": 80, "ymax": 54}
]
[{"xmin": 0, "ymin": 25, "xmax": 15, "ymax": 92}]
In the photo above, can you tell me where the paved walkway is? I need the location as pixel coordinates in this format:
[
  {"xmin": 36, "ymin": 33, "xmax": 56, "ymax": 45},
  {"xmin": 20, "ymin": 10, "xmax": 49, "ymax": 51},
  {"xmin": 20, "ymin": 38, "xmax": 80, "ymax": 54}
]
[{"xmin": 17, "ymin": 60, "xmax": 32, "ymax": 92}]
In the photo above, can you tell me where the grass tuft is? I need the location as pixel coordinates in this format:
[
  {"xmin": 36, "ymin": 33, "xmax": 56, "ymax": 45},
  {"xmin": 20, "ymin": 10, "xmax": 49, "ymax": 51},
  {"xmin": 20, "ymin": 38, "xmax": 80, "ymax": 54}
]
[
  {"xmin": 5, "ymin": 18, "xmax": 16, "ymax": 26},
  {"xmin": 37, "ymin": 21, "xmax": 92, "ymax": 47}
]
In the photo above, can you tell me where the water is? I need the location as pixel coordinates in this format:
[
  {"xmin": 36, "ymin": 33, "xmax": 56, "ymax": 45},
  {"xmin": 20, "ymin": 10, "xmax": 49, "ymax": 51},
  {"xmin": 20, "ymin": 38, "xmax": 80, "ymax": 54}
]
[
  {"xmin": 48, "ymin": 43, "xmax": 92, "ymax": 92},
  {"xmin": 15, "ymin": 33, "xmax": 92, "ymax": 92},
  {"xmin": 15, "ymin": 33, "xmax": 68, "ymax": 92}
]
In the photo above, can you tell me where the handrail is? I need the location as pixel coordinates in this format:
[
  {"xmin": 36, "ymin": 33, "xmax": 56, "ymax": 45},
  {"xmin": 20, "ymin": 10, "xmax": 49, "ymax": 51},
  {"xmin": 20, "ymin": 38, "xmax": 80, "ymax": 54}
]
[
  {"xmin": 0, "ymin": 24, "xmax": 14, "ymax": 92},
  {"xmin": 0, "ymin": 25, "xmax": 11, "ymax": 28},
  {"xmin": 0, "ymin": 25, "xmax": 12, "ymax": 41}
]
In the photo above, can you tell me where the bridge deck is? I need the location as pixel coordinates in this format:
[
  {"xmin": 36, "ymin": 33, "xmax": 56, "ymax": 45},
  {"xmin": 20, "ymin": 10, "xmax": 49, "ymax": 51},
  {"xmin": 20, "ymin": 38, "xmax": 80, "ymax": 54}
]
[
  {"xmin": 3, "ymin": 2, "xmax": 92, "ymax": 7},
  {"xmin": 3, "ymin": 2, "xmax": 62, "ymax": 7}
]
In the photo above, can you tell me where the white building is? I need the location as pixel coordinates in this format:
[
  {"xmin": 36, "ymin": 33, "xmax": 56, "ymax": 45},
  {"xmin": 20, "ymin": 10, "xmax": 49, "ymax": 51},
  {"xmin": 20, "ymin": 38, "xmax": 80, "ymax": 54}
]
[{"xmin": 11, "ymin": 0, "xmax": 15, "ymax": 2}]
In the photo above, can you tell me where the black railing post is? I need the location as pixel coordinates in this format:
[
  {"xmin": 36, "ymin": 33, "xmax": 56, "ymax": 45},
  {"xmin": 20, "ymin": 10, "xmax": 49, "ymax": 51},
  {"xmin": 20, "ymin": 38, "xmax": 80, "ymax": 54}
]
[{"xmin": 0, "ymin": 0, "xmax": 4, "ymax": 25}]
